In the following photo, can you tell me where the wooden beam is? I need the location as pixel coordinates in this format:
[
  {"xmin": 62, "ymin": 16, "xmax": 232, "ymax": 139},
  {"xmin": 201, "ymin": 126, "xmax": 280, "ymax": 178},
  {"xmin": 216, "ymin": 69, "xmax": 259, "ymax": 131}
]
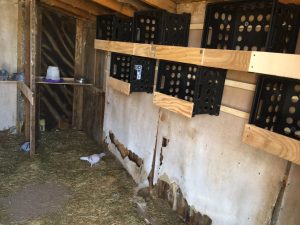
[
  {"xmin": 140, "ymin": 0, "xmax": 177, "ymax": 13},
  {"xmin": 91, "ymin": 0, "xmax": 135, "ymax": 17},
  {"xmin": 279, "ymin": 0, "xmax": 300, "ymax": 4},
  {"xmin": 249, "ymin": 51, "xmax": 300, "ymax": 80},
  {"xmin": 18, "ymin": 82, "xmax": 34, "ymax": 105},
  {"xmin": 220, "ymin": 106, "xmax": 250, "ymax": 119},
  {"xmin": 108, "ymin": 77, "xmax": 131, "ymax": 95},
  {"xmin": 94, "ymin": 40, "xmax": 300, "ymax": 80},
  {"xmin": 190, "ymin": 23, "xmax": 203, "ymax": 30},
  {"xmin": 40, "ymin": 0, "xmax": 95, "ymax": 20},
  {"xmin": 224, "ymin": 79, "xmax": 256, "ymax": 91},
  {"xmin": 57, "ymin": 0, "xmax": 110, "ymax": 16},
  {"xmin": 243, "ymin": 124, "xmax": 300, "ymax": 165},
  {"xmin": 153, "ymin": 92, "xmax": 194, "ymax": 118},
  {"xmin": 29, "ymin": 0, "xmax": 37, "ymax": 156}
]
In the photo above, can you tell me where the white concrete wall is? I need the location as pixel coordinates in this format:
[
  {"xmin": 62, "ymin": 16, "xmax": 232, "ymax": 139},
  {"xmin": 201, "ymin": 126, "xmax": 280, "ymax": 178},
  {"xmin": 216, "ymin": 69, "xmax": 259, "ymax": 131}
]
[
  {"xmin": 0, "ymin": 0, "xmax": 18, "ymax": 131},
  {"xmin": 0, "ymin": 82, "xmax": 17, "ymax": 130},
  {"xmin": 0, "ymin": 0, "xmax": 18, "ymax": 74}
]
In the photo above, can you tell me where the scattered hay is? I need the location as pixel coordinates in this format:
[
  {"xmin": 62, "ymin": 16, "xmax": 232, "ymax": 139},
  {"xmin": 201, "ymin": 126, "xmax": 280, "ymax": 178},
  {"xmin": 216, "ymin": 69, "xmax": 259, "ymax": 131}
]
[{"xmin": 0, "ymin": 130, "xmax": 185, "ymax": 225}]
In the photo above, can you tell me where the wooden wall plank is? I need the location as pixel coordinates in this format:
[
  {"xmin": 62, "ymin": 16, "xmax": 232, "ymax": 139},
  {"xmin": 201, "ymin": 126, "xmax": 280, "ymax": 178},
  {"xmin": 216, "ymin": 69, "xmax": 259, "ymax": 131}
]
[
  {"xmin": 108, "ymin": 77, "xmax": 131, "ymax": 95},
  {"xmin": 140, "ymin": 0, "xmax": 177, "ymax": 13},
  {"xmin": 249, "ymin": 51, "xmax": 300, "ymax": 80},
  {"xmin": 91, "ymin": 0, "xmax": 135, "ymax": 17},
  {"xmin": 18, "ymin": 82, "xmax": 34, "ymax": 105},
  {"xmin": 243, "ymin": 124, "xmax": 300, "ymax": 165},
  {"xmin": 153, "ymin": 92, "xmax": 194, "ymax": 118}
]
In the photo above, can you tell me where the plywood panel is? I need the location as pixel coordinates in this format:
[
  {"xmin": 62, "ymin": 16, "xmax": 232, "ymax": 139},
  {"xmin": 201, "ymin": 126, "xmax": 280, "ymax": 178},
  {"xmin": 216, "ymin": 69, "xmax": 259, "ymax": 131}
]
[
  {"xmin": 243, "ymin": 124, "xmax": 300, "ymax": 165},
  {"xmin": 153, "ymin": 92, "xmax": 194, "ymax": 118},
  {"xmin": 108, "ymin": 77, "xmax": 131, "ymax": 95}
]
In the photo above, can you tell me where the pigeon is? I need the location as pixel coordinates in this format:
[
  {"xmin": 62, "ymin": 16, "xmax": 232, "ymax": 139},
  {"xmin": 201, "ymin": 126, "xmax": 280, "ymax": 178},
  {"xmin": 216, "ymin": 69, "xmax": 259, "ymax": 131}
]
[{"xmin": 80, "ymin": 153, "xmax": 106, "ymax": 167}]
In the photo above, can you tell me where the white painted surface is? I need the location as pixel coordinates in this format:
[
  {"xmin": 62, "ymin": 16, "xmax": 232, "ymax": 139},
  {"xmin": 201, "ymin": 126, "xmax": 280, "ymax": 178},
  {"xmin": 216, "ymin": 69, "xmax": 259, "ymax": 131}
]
[
  {"xmin": 0, "ymin": 82, "xmax": 17, "ymax": 130},
  {"xmin": 276, "ymin": 164, "xmax": 300, "ymax": 225},
  {"xmin": 153, "ymin": 109, "xmax": 287, "ymax": 225},
  {"xmin": 0, "ymin": 0, "xmax": 18, "ymax": 74},
  {"xmin": 103, "ymin": 86, "xmax": 159, "ymax": 183}
]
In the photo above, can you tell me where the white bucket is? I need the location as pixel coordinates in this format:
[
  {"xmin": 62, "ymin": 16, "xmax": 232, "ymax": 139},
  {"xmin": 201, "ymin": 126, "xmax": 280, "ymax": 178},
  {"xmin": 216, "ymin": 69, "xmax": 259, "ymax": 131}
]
[{"xmin": 46, "ymin": 66, "xmax": 60, "ymax": 80}]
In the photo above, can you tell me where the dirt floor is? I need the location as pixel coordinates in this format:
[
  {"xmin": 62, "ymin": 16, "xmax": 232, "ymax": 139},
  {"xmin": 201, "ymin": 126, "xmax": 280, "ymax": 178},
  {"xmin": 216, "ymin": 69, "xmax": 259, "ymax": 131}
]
[{"xmin": 0, "ymin": 130, "xmax": 186, "ymax": 225}]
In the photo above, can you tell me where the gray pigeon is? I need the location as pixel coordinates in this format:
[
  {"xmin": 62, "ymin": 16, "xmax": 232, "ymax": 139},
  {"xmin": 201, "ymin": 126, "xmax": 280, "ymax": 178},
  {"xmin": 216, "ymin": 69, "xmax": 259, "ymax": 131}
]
[{"xmin": 80, "ymin": 153, "xmax": 106, "ymax": 167}]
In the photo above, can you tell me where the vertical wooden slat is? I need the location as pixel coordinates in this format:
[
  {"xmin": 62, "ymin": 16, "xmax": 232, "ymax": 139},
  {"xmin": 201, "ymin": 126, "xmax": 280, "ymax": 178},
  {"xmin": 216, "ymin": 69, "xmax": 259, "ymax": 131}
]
[
  {"xmin": 29, "ymin": 0, "xmax": 37, "ymax": 156},
  {"xmin": 72, "ymin": 19, "xmax": 85, "ymax": 130}
]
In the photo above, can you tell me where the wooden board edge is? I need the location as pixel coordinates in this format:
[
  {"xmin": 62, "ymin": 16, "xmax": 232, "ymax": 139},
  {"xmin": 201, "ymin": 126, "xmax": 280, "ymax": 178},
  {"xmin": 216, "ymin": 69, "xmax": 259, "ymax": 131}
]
[
  {"xmin": 220, "ymin": 106, "xmax": 250, "ymax": 119},
  {"xmin": 243, "ymin": 124, "xmax": 300, "ymax": 165},
  {"xmin": 153, "ymin": 92, "xmax": 194, "ymax": 118},
  {"xmin": 17, "ymin": 81, "xmax": 34, "ymax": 105},
  {"xmin": 108, "ymin": 77, "xmax": 131, "ymax": 96}
]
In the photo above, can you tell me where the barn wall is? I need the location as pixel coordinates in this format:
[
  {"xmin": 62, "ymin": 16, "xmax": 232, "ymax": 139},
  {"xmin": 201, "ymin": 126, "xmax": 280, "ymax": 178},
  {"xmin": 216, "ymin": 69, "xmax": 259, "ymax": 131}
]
[
  {"xmin": 0, "ymin": 0, "xmax": 18, "ymax": 74},
  {"xmin": 0, "ymin": 82, "xmax": 17, "ymax": 131},
  {"xmin": 102, "ymin": 2, "xmax": 300, "ymax": 225},
  {"xmin": 0, "ymin": 0, "xmax": 18, "ymax": 131}
]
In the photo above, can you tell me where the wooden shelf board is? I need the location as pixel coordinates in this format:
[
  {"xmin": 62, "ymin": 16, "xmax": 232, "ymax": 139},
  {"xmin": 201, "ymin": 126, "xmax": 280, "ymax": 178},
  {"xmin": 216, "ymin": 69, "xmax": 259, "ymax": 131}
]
[
  {"xmin": 35, "ymin": 77, "xmax": 92, "ymax": 86},
  {"xmin": 0, "ymin": 80, "xmax": 18, "ymax": 83},
  {"xmin": 153, "ymin": 92, "xmax": 194, "ymax": 118},
  {"xmin": 95, "ymin": 39, "xmax": 300, "ymax": 80},
  {"xmin": 243, "ymin": 124, "xmax": 300, "ymax": 165},
  {"xmin": 107, "ymin": 77, "xmax": 131, "ymax": 95}
]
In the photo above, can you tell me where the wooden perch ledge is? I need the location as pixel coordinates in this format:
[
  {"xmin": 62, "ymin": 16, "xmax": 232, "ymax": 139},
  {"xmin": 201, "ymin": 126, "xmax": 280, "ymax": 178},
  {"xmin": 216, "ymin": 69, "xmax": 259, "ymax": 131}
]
[
  {"xmin": 95, "ymin": 40, "xmax": 300, "ymax": 80},
  {"xmin": 243, "ymin": 124, "xmax": 300, "ymax": 165},
  {"xmin": 18, "ymin": 81, "xmax": 34, "ymax": 105}
]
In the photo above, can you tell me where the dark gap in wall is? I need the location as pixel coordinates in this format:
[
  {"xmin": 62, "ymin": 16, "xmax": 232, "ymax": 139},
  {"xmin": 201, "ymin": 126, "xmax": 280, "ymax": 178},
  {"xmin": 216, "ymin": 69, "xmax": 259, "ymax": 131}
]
[
  {"xmin": 155, "ymin": 179, "xmax": 212, "ymax": 225},
  {"xmin": 40, "ymin": 8, "xmax": 76, "ymax": 130},
  {"xmin": 109, "ymin": 131, "xmax": 143, "ymax": 167},
  {"xmin": 270, "ymin": 161, "xmax": 292, "ymax": 225}
]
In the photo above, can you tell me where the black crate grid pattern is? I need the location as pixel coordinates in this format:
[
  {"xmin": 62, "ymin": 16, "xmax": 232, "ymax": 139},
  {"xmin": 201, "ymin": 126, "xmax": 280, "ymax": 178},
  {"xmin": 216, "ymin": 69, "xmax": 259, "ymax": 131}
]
[
  {"xmin": 194, "ymin": 69, "xmax": 226, "ymax": 115},
  {"xmin": 110, "ymin": 53, "xmax": 132, "ymax": 82},
  {"xmin": 133, "ymin": 11, "xmax": 190, "ymax": 46},
  {"xmin": 250, "ymin": 77, "xmax": 300, "ymax": 140},
  {"xmin": 157, "ymin": 61, "xmax": 226, "ymax": 116},
  {"xmin": 134, "ymin": 12, "xmax": 164, "ymax": 44},
  {"xmin": 202, "ymin": 0, "xmax": 299, "ymax": 53},
  {"xmin": 130, "ymin": 57, "xmax": 156, "ymax": 93},
  {"xmin": 156, "ymin": 61, "xmax": 198, "ymax": 102},
  {"xmin": 97, "ymin": 15, "xmax": 132, "ymax": 42}
]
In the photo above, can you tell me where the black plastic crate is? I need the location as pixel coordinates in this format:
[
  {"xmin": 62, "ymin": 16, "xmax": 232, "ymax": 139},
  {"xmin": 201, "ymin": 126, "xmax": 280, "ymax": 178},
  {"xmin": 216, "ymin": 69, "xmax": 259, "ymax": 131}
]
[
  {"xmin": 201, "ymin": 0, "xmax": 300, "ymax": 53},
  {"xmin": 110, "ymin": 53, "xmax": 156, "ymax": 93},
  {"xmin": 156, "ymin": 60, "xmax": 226, "ymax": 116},
  {"xmin": 96, "ymin": 15, "xmax": 132, "ymax": 42},
  {"xmin": 133, "ymin": 10, "xmax": 191, "ymax": 46},
  {"xmin": 250, "ymin": 76, "xmax": 300, "ymax": 140}
]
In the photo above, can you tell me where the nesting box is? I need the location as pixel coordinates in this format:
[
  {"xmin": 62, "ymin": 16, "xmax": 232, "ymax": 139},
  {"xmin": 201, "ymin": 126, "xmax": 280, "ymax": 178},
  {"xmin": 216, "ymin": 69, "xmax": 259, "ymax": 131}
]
[
  {"xmin": 96, "ymin": 15, "xmax": 133, "ymax": 42},
  {"xmin": 201, "ymin": 0, "xmax": 300, "ymax": 53},
  {"xmin": 109, "ymin": 53, "xmax": 156, "ymax": 94},
  {"xmin": 154, "ymin": 60, "xmax": 226, "ymax": 117},
  {"xmin": 250, "ymin": 76, "xmax": 300, "ymax": 140},
  {"xmin": 133, "ymin": 10, "xmax": 191, "ymax": 46}
]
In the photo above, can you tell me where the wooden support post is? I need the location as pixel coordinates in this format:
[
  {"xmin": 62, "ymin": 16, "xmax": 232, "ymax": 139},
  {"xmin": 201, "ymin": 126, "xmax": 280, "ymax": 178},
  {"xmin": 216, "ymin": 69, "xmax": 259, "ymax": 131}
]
[
  {"xmin": 72, "ymin": 19, "xmax": 85, "ymax": 130},
  {"xmin": 29, "ymin": 0, "xmax": 37, "ymax": 156}
]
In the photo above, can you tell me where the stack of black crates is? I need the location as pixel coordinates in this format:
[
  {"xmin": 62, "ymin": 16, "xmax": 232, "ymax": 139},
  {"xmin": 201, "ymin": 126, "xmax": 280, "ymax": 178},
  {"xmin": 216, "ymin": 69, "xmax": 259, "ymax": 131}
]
[
  {"xmin": 97, "ymin": 11, "xmax": 191, "ymax": 94},
  {"xmin": 201, "ymin": 0, "xmax": 300, "ymax": 137}
]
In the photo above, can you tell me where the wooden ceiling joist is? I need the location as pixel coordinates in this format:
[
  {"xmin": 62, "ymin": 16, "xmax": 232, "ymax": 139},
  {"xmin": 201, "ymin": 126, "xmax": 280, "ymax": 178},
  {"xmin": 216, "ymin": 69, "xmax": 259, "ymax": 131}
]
[
  {"xmin": 91, "ymin": 0, "xmax": 135, "ymax": 17},
  {"xmin": 140, "ymin": 0, "xmax": 177, "ymax": 13},
  {"xmin": 57, "ymin": 0, "xmax": 111, "ymax": 16},
  {"xmin": 40, "ymin": 0, "xmax": 96, "ymax": 20}
]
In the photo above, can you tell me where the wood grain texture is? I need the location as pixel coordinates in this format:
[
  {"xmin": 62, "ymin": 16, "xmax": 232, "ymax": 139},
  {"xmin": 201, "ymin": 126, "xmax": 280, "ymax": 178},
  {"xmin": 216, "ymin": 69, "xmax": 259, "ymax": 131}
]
[
  {"xmin": 203, "ymin": 49, "xmax": 252, "ymax": 72},
  {"xmin": 220, "ymin": 106, "xmax": 250, "ymax": 119},
  {"xmin": 108, "ymin": 77, "xmax": 131, "ymax": 96},
  {"xmin": 18, "ymin": 81, "xmax": 34, "ymax": 105},
  {"xmin": 249, "ymin": 51, "xmax": 300, "ymax": 80},
  {"xmin": 224, "ymin": 79, "xmax": 256, "ymax": 91},
  {"xmin": 140, "ymin": 0, "xmax": 176, "ymax": 12},
  {"xmin": 153, "ymin": 92, "xmax": 194, "ymax": 118},
  {"xmin": 91, "ymin": 0, "xmax": 135, "ymax": 17},
  {"xmin": 243, "ymin": 124, "xmax": 300, "ymax": 165}
]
